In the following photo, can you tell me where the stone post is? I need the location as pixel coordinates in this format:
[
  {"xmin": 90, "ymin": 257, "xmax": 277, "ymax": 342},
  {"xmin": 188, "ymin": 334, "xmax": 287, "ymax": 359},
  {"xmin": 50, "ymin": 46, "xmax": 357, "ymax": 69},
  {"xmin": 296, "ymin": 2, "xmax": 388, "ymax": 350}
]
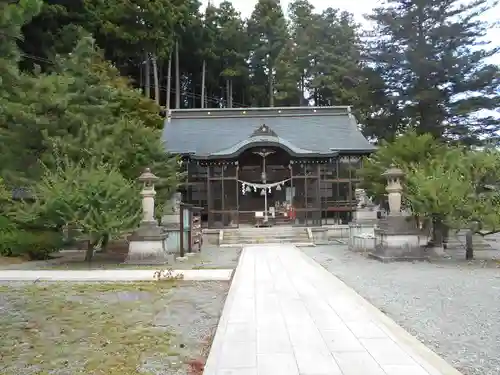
[
  {"xmin": 349, "ymin": 188, "xmax": 378, "ymax": 251},
  {"xmin": 125, "ymin": 168, "xmax": 169, "ymax": 264},
  {"xmin": 382, "ymin": 165, "xmax": 405, "ymax": 215},
  {"xmin": 160, "ymin": 192, "xmax": 184, "ymax": 259}
]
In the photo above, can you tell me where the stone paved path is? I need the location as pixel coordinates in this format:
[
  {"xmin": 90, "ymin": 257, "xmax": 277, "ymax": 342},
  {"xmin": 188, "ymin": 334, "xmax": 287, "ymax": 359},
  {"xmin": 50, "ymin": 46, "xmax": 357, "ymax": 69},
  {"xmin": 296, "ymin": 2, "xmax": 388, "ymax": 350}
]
[
  {"xmin": 203, "ymin": 244, "xmax": 462, "ymax": 375},
  {"xmin": 0, "ymin": 269, "xmax": 233, "ymax": 281}
]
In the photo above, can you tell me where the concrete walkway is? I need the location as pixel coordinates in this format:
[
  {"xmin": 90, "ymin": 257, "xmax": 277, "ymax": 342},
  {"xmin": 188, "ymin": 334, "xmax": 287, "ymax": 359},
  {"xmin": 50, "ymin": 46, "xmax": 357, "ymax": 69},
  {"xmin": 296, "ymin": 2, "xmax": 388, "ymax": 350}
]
[
  {"xmin": 203, "ymin": 244, "xmax": 462, "ymax": 375},
  {"xmin": 0, "ymin": 269, "xmax": 233, "ymax": 281}
]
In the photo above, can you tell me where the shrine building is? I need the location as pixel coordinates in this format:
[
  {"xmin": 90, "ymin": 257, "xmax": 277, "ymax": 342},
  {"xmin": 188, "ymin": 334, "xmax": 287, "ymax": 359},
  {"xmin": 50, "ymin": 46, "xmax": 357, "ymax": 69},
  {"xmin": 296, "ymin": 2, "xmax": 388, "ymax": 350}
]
[{"xmin": 163, "ymin": 106, "xmax": 375, "ymax": 228}]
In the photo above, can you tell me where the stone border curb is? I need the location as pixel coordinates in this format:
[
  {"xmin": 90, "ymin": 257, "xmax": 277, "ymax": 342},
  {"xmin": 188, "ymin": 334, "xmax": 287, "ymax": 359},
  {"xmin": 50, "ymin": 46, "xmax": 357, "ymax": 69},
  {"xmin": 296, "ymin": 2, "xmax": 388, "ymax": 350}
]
[{"xmin": 0, "ymin": 269, "xmax": 233, "ymax": 282}]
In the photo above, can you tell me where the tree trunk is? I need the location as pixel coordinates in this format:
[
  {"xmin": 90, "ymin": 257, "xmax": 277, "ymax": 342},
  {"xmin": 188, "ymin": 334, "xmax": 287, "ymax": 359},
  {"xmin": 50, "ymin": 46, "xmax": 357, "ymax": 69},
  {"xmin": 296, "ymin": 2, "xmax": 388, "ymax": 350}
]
[
  {"xmin": 84, "ymin": 239, "xmax": 98, "ymax": 263},
  {"xmin": 465, "ymin": 229, "xmax": 474, "ymax": 260},
  {"xmin": 201, "ymin": 60, "xmax": 206, "ymax": 108},
  {"xmin": 268, "ymin": 65, "xmax": 274, "ymax": 107},
  {"xmin": 229, "ymin": 79, "xmax": 233, "ymax": 108},
  {"xmin": 300, "ymin": 74, "xmax": 305, "ymax": 106},
  {"xmin": 165, "ymin": 52, "xmax": 172, "ymax": 110},
  {"xmin": 100, "ymin": 233, "xmax": 109, "ymax": 252},
  {"xmin": 442, "ymin": 224, "xmax": 449, "ymax": 249},
  {"xmin": 139, "ymin": 64, "xmax": 143, "ymax": 90},
  {"xmin": 152, "ymin": 54, "xmax": 160, "ymax": 105},
  {"xmin": 226, "ymin": 78, "xmax": 230, "ymax": 108},
  {"xmin": 431, "ymin": 216, "xmax": 444, "ymax": 248},
  {"xmin": 144, "ymin": 52, "xmax": 150, "ymax": 99},
  {"xmin": 175, "ymin": 40, "xmax": 180, "ymax": 109}
]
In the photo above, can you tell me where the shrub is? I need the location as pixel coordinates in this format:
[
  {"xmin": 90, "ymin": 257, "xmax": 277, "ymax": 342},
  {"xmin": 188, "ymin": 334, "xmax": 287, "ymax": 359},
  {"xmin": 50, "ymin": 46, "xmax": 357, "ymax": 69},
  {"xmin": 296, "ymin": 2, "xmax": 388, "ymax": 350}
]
[{"xmin": 0, "ymin": 225, "xmax": 64, "ymax": 260}]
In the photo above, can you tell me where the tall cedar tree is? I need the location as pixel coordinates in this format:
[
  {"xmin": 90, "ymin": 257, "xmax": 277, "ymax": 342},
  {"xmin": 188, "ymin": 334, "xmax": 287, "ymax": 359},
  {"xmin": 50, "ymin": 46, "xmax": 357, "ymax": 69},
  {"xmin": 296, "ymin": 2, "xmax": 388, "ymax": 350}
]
[
  {"xmin": 216, "ymin": 1, "xmax": 249, "ymax": 108},
  {"xmin": 365, "ymin": 0, "xmax": 500, "ymax": 144},
  {"xmin": 247, "ymin": 0, "xmax": 288, "ymax": 107}
]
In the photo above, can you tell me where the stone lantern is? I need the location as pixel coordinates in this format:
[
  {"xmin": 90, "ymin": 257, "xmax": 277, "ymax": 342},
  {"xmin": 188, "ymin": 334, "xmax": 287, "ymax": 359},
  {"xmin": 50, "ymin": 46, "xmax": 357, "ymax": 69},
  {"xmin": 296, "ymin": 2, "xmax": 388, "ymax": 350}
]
[
  {"xmin": 138, "ymin": 168, "xmax": 159, "ymax": 223},
  {"xmin": 368, "ymin": 165, "xmax": 426, "ymax": 262},
  {"xmin": 382, "ymin": 165, "xmax": 404, "ymax": 215},
  {"xmin": 125, "ymin": 168, "xmax": 169, "ymax": 265}
]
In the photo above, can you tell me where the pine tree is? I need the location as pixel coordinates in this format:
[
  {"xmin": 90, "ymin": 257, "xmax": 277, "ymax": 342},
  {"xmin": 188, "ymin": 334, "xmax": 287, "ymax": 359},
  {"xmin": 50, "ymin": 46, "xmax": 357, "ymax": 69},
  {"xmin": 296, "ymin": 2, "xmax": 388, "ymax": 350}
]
[
  {"xmin": 1, "ymin": 35, "xmax": 179, "ymax": 204},
  {"xmin": 286, "ymin": 0, "xmax": 318, "ymax": 105},
  {"xmin": 216, "ymin": 1, "xmax": 248, "ymax": 108},
  {"xmin": 366, "ymin": 0, "xmax": 500, "ymax": 144},
  {"xmin": 274, "ymin": 39, "xmax": 302, "ymax": 105},
  {"xmin": 200, "ymin": 3, "xmax": 218, "ymax": 108},
  {"xmin": 32, "ymin": 157, "xmax": 142, "ymax": 261},
  {"xmin": 247, "ymin": 0, "xmax": 288, "ymax": 107},
  {"xmin": 0, "ymin": 0, "xmax": 41, "ymax": 82},
  {"xmin": 310, "ymin": 8, "xmax": 362, "ymax": 106}
]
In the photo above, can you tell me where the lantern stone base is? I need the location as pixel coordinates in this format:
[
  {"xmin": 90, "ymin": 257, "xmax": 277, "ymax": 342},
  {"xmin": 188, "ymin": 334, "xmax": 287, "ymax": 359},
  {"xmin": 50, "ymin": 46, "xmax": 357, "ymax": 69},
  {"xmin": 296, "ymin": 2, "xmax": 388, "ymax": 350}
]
[
  {"xmin": 124, "ymin": 221, "xmax": 169, "ymax": 265},
  {"xmin": 368, "ymin": 215, "xmax": 429, "ymax": 262}
]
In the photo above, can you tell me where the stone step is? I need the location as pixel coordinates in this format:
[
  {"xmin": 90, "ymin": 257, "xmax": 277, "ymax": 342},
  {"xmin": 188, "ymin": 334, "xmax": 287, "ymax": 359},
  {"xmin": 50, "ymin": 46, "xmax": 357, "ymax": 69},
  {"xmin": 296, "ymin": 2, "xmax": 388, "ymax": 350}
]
[
  {"xmin": 224, "ymin": 231, "xmax": 309, "ymax": 237},
  {"xmin": 225, "ymin": 233, "xmax": 309, "ymax": 238},
  {"xmin": 221, "ymin": 238, "xmax": 312, "ymax": 245},
  {"xmin": 229, "ymin": 230, "xmax": 302, "ymax": 235},
  {"xmin": 225, "ymin": 235, "xmax": 309, "ymax": 239},
  {"xmin": 220, "ymin": 227, "xmax": 310, "ymax": 245}
]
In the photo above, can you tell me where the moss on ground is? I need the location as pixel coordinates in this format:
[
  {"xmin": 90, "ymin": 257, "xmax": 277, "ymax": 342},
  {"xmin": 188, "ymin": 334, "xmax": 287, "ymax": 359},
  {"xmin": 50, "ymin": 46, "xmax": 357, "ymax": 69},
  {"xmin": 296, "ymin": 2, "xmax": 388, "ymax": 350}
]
[
  {"xmin": 0, "ymin": 282, "xmax": 183, "ymax": 375},
  {"xmin": 34, "ymin": 246, "xmax": 241, "ymax": 271}
]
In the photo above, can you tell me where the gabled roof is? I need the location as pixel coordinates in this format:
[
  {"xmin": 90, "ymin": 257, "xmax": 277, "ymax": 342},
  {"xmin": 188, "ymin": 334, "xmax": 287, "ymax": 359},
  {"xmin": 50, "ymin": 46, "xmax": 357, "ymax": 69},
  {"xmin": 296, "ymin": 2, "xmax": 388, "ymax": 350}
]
[{"xmin": 162, "ymin": 106, "xmax": 375, "ymax": 158}]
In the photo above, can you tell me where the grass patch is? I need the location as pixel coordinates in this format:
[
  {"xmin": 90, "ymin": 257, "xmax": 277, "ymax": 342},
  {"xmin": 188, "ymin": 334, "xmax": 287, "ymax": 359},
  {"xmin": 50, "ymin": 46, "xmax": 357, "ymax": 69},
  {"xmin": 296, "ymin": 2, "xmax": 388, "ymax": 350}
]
[{"xmin": 0, "ymin": 282, "xmax": 184, "ymax": 375}]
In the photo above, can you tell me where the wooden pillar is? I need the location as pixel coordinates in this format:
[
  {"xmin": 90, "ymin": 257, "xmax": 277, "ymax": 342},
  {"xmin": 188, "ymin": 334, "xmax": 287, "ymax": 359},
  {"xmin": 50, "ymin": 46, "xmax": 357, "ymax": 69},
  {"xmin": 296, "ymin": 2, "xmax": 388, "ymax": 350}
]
[
  {"xmin": 316, "ymin": 163, "xmax": 321, "ymax": 225},
  {"xmin": 236, "ymin": 162, "xmax": 239, "ymax": 227},
  {"xmin": 302, "ymin": 161, "xmax": 310, "ymax": 226},
  {"xmin": 207, "ymin": 165, "xmax": 212, "ymax": 228},
  {"xmin": 179, "ymin": 204, "xmax": 184, "ymax": 257},
  {"xmin": 221, "ymin": 164, "xmax": 225, "ymax": 212}
]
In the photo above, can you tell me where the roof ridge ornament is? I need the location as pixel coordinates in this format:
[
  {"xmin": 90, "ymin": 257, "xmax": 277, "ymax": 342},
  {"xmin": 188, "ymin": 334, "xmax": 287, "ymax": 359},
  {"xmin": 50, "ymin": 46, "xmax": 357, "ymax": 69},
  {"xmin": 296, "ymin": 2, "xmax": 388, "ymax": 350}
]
[{"xmin": 251, "ymin": 123, "xmax": 278, "ymax": 137}]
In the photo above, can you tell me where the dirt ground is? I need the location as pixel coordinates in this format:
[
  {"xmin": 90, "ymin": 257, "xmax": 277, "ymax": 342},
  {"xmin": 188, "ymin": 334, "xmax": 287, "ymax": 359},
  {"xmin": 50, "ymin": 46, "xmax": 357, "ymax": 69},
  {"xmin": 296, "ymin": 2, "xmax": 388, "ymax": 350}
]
[{"xmin": 0, "ymin": 280, "xmax": 230, "ymax": 375}]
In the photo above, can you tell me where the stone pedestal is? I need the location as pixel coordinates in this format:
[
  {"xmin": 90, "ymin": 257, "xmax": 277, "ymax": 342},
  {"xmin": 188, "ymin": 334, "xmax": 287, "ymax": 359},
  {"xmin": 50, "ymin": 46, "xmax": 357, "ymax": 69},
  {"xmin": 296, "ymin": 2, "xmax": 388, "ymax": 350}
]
[
  {"xmin": 161, "ymin": 213, "xmax": 185, "ymax": 259},
  {"xmin": 368, "ymin": 215, "xmax": 428, "ymax": 262},
  {"xmin": 125, "ymin": 221, "xmax": 169, "ymax": 264},
  {"xmin": 349, "ymin": 223, "xmax": 376, "ymax": 251},
  {"xmin": 354, "ymin": 209, "xmax": 378, "ymax": 223},
  {"xmin": 348, "ymin": 209, "xmax": 378, "ymax": 251}
]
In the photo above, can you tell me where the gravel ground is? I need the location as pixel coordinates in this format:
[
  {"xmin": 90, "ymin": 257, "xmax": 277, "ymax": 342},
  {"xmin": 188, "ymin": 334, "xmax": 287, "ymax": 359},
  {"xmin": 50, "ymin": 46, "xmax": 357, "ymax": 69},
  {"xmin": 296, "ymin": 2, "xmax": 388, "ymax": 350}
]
[
  {"xmin": 0, "ymin": 280, "xmax": 229, "ymax": 375},
  {"xmin": 0, "ymin": 246, "xmax": 242, "ymax": 271},
  {"xmin": 300, "ymin": 245, "xmax": 500, "ymax": 375}
]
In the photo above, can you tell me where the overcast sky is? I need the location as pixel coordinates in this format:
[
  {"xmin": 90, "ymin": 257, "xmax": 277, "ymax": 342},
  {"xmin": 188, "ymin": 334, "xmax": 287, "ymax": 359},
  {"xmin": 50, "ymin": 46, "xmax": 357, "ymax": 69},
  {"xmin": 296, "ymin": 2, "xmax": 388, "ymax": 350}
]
[{"xmin": 201, "ymin": 0, "xmax": 500, "ymax": 64}]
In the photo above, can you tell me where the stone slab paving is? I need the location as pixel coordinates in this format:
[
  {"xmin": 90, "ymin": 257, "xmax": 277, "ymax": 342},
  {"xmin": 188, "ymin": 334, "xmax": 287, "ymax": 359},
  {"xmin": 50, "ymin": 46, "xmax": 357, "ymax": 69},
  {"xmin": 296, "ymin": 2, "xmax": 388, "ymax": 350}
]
[
  {"xmin": 0, "ymin": 269, "xmax": 233, "ymax": 281},
  {"xmin": 203, "ymin": 244, "xmax": 463, "ymax": 375}
]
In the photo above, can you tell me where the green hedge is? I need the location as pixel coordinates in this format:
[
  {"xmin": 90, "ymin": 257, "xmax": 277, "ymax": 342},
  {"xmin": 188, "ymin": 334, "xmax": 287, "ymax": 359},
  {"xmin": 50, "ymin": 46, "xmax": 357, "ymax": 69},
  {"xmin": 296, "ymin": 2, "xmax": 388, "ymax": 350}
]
[{"xmin": 0, "ymin": 219, "xmax": 64, "ymax": 260}]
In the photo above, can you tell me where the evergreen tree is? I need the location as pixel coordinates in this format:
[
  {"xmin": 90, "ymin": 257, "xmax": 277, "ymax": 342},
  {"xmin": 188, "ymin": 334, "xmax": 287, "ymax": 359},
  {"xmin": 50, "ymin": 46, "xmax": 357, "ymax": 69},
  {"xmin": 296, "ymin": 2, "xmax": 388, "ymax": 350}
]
[
  {"xmin": 310, "ymin": 8, "xmax": 362, "ymax": 106},
  {"xmin": 0, "ymin": 0, "xmax": 41, "ymax": 82},
  {"xmin": 31, "ymin": 157, "xmax": 142, "ymax": 261},
  {"xmin": 286, "ymin": 0, "xmax": 318, "ymax": 105},
  {"xmin": 274, "ymin": 38, "xmax": 303, "ymax": 106},
  {"xmin": 1, "ymin": 35, "xmax": 179, "ymax": 203},
  {"xmin": 366, "ymin": 0, "xmax": 500, "ymax": 144},
  {"xmin": 216, "ymin": 1, "xmax": 249, "ymax": 108},
  {"xmin": 247, "ymin": 0, "xmax": 288, "ymax": 107}
]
